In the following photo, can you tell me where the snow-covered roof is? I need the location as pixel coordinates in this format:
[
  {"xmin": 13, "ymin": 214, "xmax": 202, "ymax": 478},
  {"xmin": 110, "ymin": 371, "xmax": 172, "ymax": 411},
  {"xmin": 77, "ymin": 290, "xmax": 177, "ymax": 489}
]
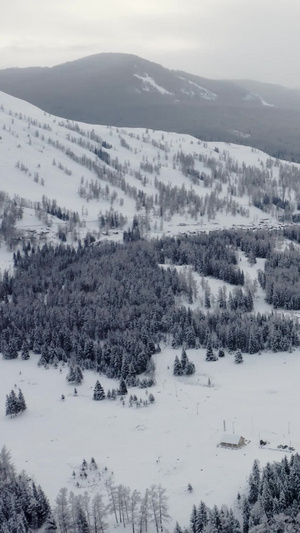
[{"xmin": 220, "ymin": 433, "xmax": 243, "ymax": 445}]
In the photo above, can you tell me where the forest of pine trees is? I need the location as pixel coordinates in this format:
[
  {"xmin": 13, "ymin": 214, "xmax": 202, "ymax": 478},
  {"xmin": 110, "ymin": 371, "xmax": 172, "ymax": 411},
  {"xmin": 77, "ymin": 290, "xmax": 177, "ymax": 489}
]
[{"xmin": 0, "ymin": 229, "xmax": 299, "ymax": 385}]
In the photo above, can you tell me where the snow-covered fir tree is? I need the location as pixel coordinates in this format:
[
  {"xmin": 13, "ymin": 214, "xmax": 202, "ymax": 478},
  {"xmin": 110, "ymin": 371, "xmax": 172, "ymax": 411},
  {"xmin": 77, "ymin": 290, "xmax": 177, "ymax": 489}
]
[
  {"xmin": 66, "ymin": 365, "xmax": 83, "ymax": 384},
  {"xmin": 93, "ymin": 380, "xmax": 105, "ymax": 401},
  {"xmin": 206, "ymin": 342, "xmax": 216, "ymax": 362},
  {"xmin": 173, "ymin": 355, "xmax": 183, "ymax": 376},
  {"xmin": 5, "ymin": 388, "xmax": 27, "ymax": 417},
  {"xmin": 234, "ymin": 350, "xmax": 243, "ymax": 364}
]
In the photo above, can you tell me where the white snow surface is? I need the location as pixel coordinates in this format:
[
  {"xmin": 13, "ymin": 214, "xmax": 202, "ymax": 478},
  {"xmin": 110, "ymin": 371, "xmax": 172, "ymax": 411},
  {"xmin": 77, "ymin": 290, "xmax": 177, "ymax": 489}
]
[
  {"xmin": 244, "ymin": 92, "xmax": 274, "ymax": 107},
  {"xmin": 1, "ymin": 348, "xmax": 299, "ymax": 530},
  {"xmin": 134, "ymin": 74, "xmax": 173, "ymax": 95},
  {"xmin": 180, "ymin": 78, "xmax": 217, "ymax": 100}
]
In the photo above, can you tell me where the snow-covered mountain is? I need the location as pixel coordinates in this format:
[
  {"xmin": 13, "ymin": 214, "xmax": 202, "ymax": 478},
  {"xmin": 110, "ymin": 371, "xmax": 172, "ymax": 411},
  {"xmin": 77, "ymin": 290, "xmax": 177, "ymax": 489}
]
[
  {"xmin": 2, "ymin": 53, "xmax": 300, "ymax": 162},
  {"xmin": 2, "ymin": 89, "xmax": 300, "ymax": 269}
]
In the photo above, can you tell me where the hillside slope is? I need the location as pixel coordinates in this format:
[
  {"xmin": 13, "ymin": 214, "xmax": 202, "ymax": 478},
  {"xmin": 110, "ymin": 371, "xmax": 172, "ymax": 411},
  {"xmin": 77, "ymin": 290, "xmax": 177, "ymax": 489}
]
[{"xmin": 3, "ymin": 88, "xmax": 300, "ymax": 260}]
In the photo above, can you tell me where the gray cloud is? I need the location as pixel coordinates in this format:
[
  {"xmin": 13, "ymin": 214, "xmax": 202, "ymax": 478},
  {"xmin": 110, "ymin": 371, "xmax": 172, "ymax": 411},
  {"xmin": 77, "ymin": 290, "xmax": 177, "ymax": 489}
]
[{"xmin": 0, "ymin": 0, "xmax": 300, "ymax": 87}]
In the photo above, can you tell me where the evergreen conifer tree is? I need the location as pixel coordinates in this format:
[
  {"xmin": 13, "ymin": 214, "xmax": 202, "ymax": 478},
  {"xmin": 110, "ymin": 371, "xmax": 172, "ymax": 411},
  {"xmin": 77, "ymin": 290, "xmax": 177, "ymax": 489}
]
[
  {"xmin": 173, "ymin": 355, "xmax": 183, "ymax": 376},
  {"xmin": 93, "ymin": 380, "xmax": 105, "ymax": 401},
  {"xmin": 66, "ymin": 365, "xmax": 83, "ymax": 384},
  {"xmin": 5, "ymin": 390, "xmax": 18, "ymax": 417},
  {"xmin": 18, "ymin": 389, "xmax": 27, "ymax": 413},
  {"xmin": 185, "ymin": 360, "xmax": 196, "ymax": 375},
  {"xmin": 126, "ymin": 363, "xmax": 137, "ymax": 387},
  {"xmin": 190, "ymin": 504, "xmax": 197, "ymax": 533},
  {"xmin": 119, "ymin": 378, "xmax": 128, "ymax": 396},
  {"xmin": 21, "ymin": 340, "xmax": 30, "ymax": 360},
  {"xmin": 5, "ymin": 389, "xmax": 26, "ymax": 416},
  {"xmin": 234, "ymin": 350, "xmax": 243, "ymax": 364},
  {"xmin": 181, "ymin": 348, "xmax": 188, "ymax": 370},
  {"xmin": 206, "ymin": 343, "xmax": 215, "ymax": 362}
]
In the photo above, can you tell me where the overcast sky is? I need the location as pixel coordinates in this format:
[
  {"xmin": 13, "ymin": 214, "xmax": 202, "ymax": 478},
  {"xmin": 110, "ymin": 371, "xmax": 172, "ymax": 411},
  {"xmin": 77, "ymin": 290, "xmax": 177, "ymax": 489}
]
[{"xmin": 1, "ymin": 0, "xmax": 300, "ymax": 88}]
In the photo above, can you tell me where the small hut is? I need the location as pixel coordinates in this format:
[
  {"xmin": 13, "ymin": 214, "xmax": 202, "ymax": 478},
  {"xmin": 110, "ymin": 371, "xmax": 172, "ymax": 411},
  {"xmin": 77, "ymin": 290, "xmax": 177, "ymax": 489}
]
[{"xmin": 219, "ymin": 433, "xmax": 245, "ymax": 448}]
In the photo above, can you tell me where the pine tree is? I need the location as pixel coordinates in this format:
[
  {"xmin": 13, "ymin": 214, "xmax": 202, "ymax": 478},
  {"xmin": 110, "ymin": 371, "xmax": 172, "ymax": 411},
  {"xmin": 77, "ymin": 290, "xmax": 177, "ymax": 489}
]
[
  {"xmin": 5, "ymin": 390, "xmax": 19, "ymax": 417},
  {"xmin": 185, "ymin": 360, "xmax": 195, "ymax": 375},
  {"xmin": 120, "ymin": 356, "xmax": 130, "ymax": 381},
  {"xmin": 21, "ymin": 340, "xmax": 30, "ymax": 360},
  {"xmin": 248, "ymin": 460, "xmax": 260, "ymax": 505},
  {"xmin": 248, "ymin": 331, "xmax": 259, "ymax": 354},
  {"xmin": 173, "ymin": 355, "xmax": 183, "ymax": 376},
  {"xmin": 206, "ymin": 342, "xmax": 215, "ymax": 362},
  {"xmin": 18, "ymin": 389, "xmax": 27, "ymax": 413},
  {"xmin": 234, "ymin": 350, "xmax": 243, "ymax": 364},
  {"xmin": 126, "ymin": 362, "xmax": 137, "ymax": 387},
  {"xmin": 190, "ymin": 504, "xmax": 197, "ymax": 533},
  {"xmin": 242, "ymin": 498, "xmax": 250, "ymax": 533},
  {"xmin": 93, "ymin": 380, "xmax": 105, "ymax": 401},
  {"xmin": 66, "ymin": 366, "xmax": 76, "ymax": 383},
  {"xmin": 3, "ymin": 339, "xmax": 18, "ymax": 360},
  {"xmin": 118, "ymin": 378, "xmax": 128, "ymax": 396},
  {"xmin": 66, "ymin": 365, "xmax": 83, "ymax": 384},
  {"xmin": 196, "ymin": 501, "xmax": 208, "ymax": 532},
  {"xmin": 181, "ymin": 348, "xmax": 188, "ymax": 370},
  {"xmin": 148, "ymin": 393, "xmax": 155, "ymax": 403}
]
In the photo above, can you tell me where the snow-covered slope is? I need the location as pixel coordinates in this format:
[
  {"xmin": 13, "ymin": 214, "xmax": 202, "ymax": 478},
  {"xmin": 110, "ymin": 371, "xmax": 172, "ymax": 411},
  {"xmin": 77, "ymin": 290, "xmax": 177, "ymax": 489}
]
[{"xmin": 1, "ymin": 90, "xmax": 299, "ymax": 258}]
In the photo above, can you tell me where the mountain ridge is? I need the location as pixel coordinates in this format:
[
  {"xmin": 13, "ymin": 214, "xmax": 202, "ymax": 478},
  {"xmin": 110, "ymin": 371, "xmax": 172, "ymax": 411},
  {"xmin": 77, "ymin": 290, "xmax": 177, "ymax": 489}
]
[{"xmin": 1, "ymin": 53, "xmax": 300, "ymax": 161}]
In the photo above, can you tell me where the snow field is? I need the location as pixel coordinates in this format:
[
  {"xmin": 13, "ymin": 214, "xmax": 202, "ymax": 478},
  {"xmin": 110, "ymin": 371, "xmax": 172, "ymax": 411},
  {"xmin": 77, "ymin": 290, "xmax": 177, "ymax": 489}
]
[{"xmin": 1, "ymin": 347, "xmax": 300, "ymax": 529}]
